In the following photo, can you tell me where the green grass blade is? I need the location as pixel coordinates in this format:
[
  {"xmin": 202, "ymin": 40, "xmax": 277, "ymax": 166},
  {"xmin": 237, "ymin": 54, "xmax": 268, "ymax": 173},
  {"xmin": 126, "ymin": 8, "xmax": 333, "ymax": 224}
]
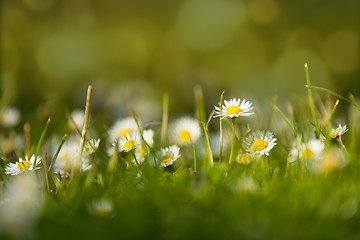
[
  {"xmin": 304, "ymin": 63, "xmax": 320, "ymax": 138},
  {"xmin": 160, "ymin": 93, "xmax": 169, "ymax": 146}
]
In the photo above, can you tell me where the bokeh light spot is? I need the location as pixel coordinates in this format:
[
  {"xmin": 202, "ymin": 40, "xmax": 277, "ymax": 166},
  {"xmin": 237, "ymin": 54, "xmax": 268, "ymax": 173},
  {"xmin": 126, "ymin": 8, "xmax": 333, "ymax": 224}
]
[
  {"xmin": 176, "ymin": 0, "xmax": 245, "ymax": 52},
  {"xmin": 37, "ymin": 32, "xmax": 97, "ymax": 81},
  {"xmin": 271, "ymin": 50, "xmax": 329, "ymax": 97},
  {"xmin": 249, "ymin": 0, "xmax": 279, "ymax": 24},
  {"xmin": 323, "ymin": 30, "xmax": 358, "ymax": 74}
]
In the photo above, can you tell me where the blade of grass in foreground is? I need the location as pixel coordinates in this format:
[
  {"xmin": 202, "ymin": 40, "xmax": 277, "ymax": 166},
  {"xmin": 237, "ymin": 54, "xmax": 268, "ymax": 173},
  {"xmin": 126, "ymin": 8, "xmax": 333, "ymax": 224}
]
[
  {"xmin": 160, "ymin": 93, "xmax": 168, "ymax": 146},
  {"xmin": 305, "ymin": 63, "xmax": 320, "ymax": 139},
  {"xmin": 48, "ymin": 134, "xmax": 68, "ymax": 173},
  {"xmin": 33, "ymin": 117, "xmax": 51, "ymax": 171},
  {"xmin": 219, "ymin": 91, "xmax": 225, "ymax": 164},
  {"xmin": 306, "ymin": 85, "xmax": 360, "ymax": 112},
  {"xmin": 194, "ymin": 85, "xmax": 213, "ymax": 168},
  {"xmin": 71, "ymin": 85, "xmax": 93, "ymax": 177},
  {"xmin": 272, "ymin": 104, "xmax": 297, "ymax": 137},
  {"xmin": 130, "ymin": 107, "xmax": 157, "ymax": 167}
]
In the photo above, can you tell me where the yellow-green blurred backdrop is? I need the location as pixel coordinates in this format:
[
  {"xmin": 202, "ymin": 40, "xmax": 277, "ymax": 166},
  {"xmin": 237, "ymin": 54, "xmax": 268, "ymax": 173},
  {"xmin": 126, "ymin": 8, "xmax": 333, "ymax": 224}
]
[{"xmin": 1, "ymin": 0, "xmax": 358, "ymax": 116}]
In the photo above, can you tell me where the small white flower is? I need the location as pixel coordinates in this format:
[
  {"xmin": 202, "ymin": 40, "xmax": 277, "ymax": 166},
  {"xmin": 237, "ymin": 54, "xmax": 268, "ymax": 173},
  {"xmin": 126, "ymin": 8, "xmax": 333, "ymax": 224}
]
[
  {"xmin": 171, "ymin": 117, "xmax": 201, "ymax": 145},
  {"xmin": 53, "ymin": 137, "xmax": 92, "ymax": 175},
  {"xmin": 84, "ymin": 138, "xmax": 101, "ymax": 154},
  {"xmin": 329, "ymin": 124, "xmax": 348, "ymax": 138},
  {"xmin": 88, "ymin": 199, "xmax": 114, "ymax": 217},
  {"xmin": 214, "ymin": 98, "xmax": 254, "ymax": 119},
  {"xmin": 5, "ymin": 155, "xmax": 42, "ymax": 175},
  {"xmin": 311, "ymin": 148, "xmax": 347, "ymax": 174},
  {"xmin": 118, "ymin": 132, "xmax": 141, "ymax": 152},
  {"xmin": 244, "ymin": 131, "xmax": 277, "ymax": 156},
  {"xmin": 135, "ymin": 129, "xmax": 154, "ymax": 162},
  {"xmin": 300, "ymin": 139, "xmax": 325, "ymax": 160},
  {"xmin": 236, "ymin": 152, "xmax": 253, "ymax": 165},
  {"xmin": 0, "ymin": 107, "xmax": 20, "ymax": 128},
  {"xmin": 0, "ymin": 173, "xmax": 43, "ymax": 237},
  {"xmin": 109, "ymin": 117, "xmax": 138, "ymax": 143},
  {"xmin": 157, "ymin": 145, "xmax": 180, "ymax": 168}
]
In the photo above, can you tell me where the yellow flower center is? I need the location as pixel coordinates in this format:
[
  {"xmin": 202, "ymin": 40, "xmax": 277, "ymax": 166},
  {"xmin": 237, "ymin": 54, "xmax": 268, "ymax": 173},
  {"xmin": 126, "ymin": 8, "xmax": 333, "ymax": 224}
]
[
  {"xmin": 60, "ymin": 152, "xmax": 68, "ymax": 160},
  {"xmin": 323, "ymin": 160, "xmax": 336, "ymax": 173},
  {"xmin": 253, "ymin": 139, "xmax": 268, "ymax": 151},
  {"xmin": 123, "ymin": 140, "xmax": 135, "ymax": 149},
  {"xmin": 302, "ymin": 148, "xmax": 314, "ymax": 159},
  {"xmin": 139, "ymin": 145, "xmax": 145, "ymax": 156},
  {"xmin": 119, "ymin": 128, "xmax": 132, "ymax": 138},
  {"xmin": 179, "ymin": 130, "xmax": 191, "ymax": 143},
  {"xmin": 161, "ymin": 154, "xmax": 173, "ymax": 163},
  {"xmin": 329, "ymin": 130, "xmax": 338, "ymax": 137},
  {"xmin": 238, "ymin": 154, "xmax": 251, "ymax": 164},
  {"xmin": 17, "ymin": 161, "xmax": 31, "ymax": 171},
  {"xmin": 226, "ymin": 105, "xmax": 242, "ymax": 115}
]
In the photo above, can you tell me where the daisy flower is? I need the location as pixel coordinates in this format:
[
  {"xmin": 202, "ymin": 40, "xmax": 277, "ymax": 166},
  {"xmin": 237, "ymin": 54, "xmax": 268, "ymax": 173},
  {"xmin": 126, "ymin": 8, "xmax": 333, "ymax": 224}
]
[
  {"xmin": 171, "ymin": 117, "xmax": 201, "ymax": 145},
  {"xmin": 136, "ymin": 129, "xmax": 154, "ymax": 162},
  {"xmin": 0, "ymin": 107, "xmax": 20, "ymax": 128},
  {"xmin": 214, "ymin": 98, "xmax": 254, "ymax": 119},
  {"xmin": 5, "ymin": 155, "xmax": 42, "ymax": 175},
  {"xmin": 88, "ymin": 199, "xmax": 114, "ymax": 217},
  {"xmin": 0, "ymin": 173, "xmax": 43, "ymax": 237},
  {"xmin": 244, "ymin": 131, "xmax": 277, "ymax": 156},
  {"xmin": 236, "ymin": 152, "xmax": 253, "ymax": 165},
  {"xmin": 84, "ymin": 138, "xmax": 101, "ymax": 154},
  {"xmin": 53, "ymin": 138, "xmax": 92, "ymax": 175},
  {"xmin": 329, "ymin": 124, "xmax": 348, "ymax": 138},
  {"xmin": 109, "ymin": 117, "xmax": 138, "ymax": 143},
  {"xmin": 118, "ymin": 132, "xmax": 141, "ymax": 152},
  {"xmin": 157, "ymin": 145, "xmax": 180, "ymax": 168},
  {"xmin": 311, "ymin": 148, "xmax": 347, "ymax": 174},
  {"xmin": 300, "ymin": 139, "xmax": 324, "ymax": 160}
]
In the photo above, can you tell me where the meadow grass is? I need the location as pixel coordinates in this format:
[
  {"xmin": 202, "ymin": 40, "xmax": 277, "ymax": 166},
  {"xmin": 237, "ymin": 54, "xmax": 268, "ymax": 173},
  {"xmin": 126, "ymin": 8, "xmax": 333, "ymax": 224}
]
[{"xmin": 1, "ymin": 67, "xmax": 360, "ymax": 239}]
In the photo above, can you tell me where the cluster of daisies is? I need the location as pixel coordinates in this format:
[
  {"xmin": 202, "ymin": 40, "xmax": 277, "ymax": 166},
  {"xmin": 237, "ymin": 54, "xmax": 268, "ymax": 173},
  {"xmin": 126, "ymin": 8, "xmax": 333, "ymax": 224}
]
[
  {"xmin": 1, "ymin": 96, "xmax": 349, "ymax": 177},
  {"xmin": 108, "ymin": 116, "xmax": 200, "ymax": 168}
]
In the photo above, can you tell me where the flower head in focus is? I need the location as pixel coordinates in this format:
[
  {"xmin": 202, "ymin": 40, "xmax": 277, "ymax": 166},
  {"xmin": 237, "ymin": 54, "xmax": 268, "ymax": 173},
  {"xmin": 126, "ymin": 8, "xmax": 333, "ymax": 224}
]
[
  {"xmin": 214, "ymin": 98, "xmax": 254, "ymax": 119},
  {"xmin": 5, "ymin": 155, "xmax": 41, "ymax": 175}
]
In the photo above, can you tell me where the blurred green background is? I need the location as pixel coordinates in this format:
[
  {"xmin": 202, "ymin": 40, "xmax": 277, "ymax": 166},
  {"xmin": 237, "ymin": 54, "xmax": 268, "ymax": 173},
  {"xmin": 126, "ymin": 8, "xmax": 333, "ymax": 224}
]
[{"xmin": 1, "ymin": 0, "xmax": 359, "ymax": 119}]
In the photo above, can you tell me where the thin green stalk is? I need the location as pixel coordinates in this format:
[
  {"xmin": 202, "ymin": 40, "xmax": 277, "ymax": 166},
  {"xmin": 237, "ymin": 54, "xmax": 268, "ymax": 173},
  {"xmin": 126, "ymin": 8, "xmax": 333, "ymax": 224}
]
[
  {"xmin": 324, "ymin": 99, "xmax": 339, "ymax": 130},
  {"xmin": 42, "ymin": 153, "xmax": 50, "ymax": 192},
  {"xmin": 107, "ymin": 141, "xmax": 118, "ymax": 173},
  {"xmin": 219, "ymin": 91, "xmax": 225, "ymax": 164},
  {"xmin": 160, "ymin": 93, "xmax": 169, "ymax": 146},
  {"xmin": 306, "ymin": 85, "xmax": 360, "ymax": 111},
  {"xmin": 67, "ymin": 111, "xmax": 82, "ymax": 136},
  {"xmin": 48, "ymin": 134, "xmax": 68, "ymax": 173},
  {"xmin": 130, "ymin": 108, "xmax": 157, "ymax": 166},
  {"xmin": 272, "ymin": 104, "xmax": 297, "ymax": 137},
  {"xmin": 33, "ymin": 117, "xmax": 51, "ymax": 171},
  {"xmin": 204, "ymin": 110, "xmax": 214, "ymax": 167},
  {"xmin": 132, "ymin": 151, "xmax": 140, "ymax": 167},
  {"xmin": 228, "ymin": 118, "xmax": 236, "ymax": 164},
  {"xmin": 72, "ymin": 85, "xmax": 93, "ymax": 176},
  {"xmin": 305, "ymin": 63, "xmax": 320, "ymax": 138},
  {"xmin": 190, "ymin": 138, "xmax": 197, "ymax": 172}
]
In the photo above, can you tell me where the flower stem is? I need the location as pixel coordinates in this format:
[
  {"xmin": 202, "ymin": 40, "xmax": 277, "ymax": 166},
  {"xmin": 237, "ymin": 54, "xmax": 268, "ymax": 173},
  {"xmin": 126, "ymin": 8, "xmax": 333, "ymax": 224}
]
[
  {"xmin": 305, "ymin": 63, "xmax": 320, "ymax": 139},
  {"xmin": 228, "ymin": 118, "xmax": 236, "ymax": 165},
  {"xmin": 33, "ymin": 117, "xmax": 51, "ymax": 171},
  {"xmin": 219, "ymin": 91, "xmax": 225, "ymax": 164},
  {"xmin": 190, "ymin": 138, "xmax": 197, "ymax": 173},
  {"xmin": 72, "ymin": 85, "xmax": 93, "ymax": 177}
]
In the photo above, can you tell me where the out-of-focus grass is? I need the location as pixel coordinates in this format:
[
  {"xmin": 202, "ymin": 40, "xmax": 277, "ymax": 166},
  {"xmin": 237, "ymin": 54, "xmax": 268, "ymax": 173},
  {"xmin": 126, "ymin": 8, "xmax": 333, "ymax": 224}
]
[{"xmin": 1, "ymin": 78, "xmax": 360, "ymax": 239}]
